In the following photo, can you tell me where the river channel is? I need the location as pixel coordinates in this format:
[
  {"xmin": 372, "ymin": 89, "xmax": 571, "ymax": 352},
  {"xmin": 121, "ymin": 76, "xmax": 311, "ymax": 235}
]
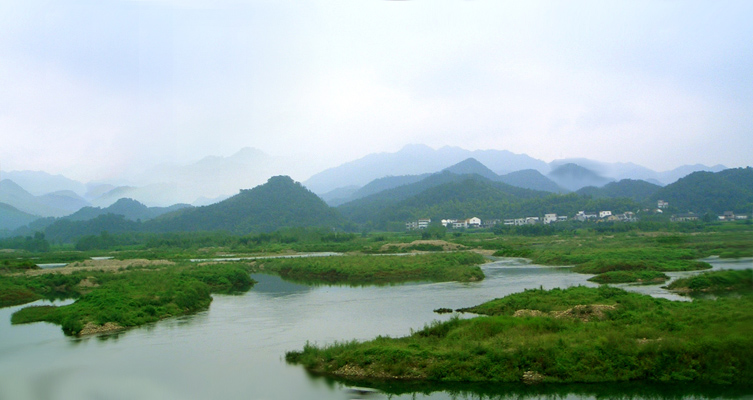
[{"xmin": 1, "ymin": 257, "xmax": 751, "ymax": 400}]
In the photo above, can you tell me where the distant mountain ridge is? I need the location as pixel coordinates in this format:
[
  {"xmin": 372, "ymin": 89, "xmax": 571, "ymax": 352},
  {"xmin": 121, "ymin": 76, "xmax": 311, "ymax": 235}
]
[
  {"xmin": 548, "ymin": 163, "xmax": 614, "ymax": 192},
  {"xmin": 304, "ymin": 144, "xmax": 549, "ymax": 194},
  {"xmin": 0, "ymin": 202, "xmax": 39, "ymax": 231},
  {"xmin": 321, "ymin": 158, "xmax": 564, "ymax": 206},
  {"xmin": 66, "ymin": 198, "xmax": 192, "ymax": 222},
  {"xmin": 306, "ymin": 145, "xmax": 728, "ymax": 196},
  {"xmin": 0, "ymin": 179, "xmax": 88, "ymax": 218}
]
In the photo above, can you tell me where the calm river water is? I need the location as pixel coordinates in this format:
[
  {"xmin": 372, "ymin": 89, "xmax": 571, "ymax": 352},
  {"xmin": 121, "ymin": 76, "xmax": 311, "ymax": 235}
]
[{"xmin": 1, "ymin": 257, "xmax": 751, "ymax": 400}]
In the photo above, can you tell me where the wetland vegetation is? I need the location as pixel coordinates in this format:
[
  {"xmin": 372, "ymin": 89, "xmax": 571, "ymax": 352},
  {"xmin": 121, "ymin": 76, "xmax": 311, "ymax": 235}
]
[
  {"xmin": 287, "ymin": 285, "xmax": 753, "ymax": 385},
  {"xmin": 254, "ymin": 252, "xmax": 486, "ymax": 285}
]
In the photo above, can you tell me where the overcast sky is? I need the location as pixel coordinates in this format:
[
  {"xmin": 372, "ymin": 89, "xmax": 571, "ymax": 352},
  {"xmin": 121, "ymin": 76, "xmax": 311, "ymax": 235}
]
[{"xmin": 1, "ymin": 0, "xmax": 751, "ymax": 182}]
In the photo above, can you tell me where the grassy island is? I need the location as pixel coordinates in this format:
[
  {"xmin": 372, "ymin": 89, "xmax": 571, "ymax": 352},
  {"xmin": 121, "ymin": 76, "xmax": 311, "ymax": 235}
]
[
  {"xmin": 587, "ymin": 270, "xmax": 669, "ymax": 284},
  {"xmin": 667, "ymin": 269, "xmax": 753, "ymax": 294},
  {"xmin": 286, "ymin": 286, "xmax": 753, "ymax": 385},
  {"xmin": 7, "ymin": 263, "xmax": 254, "ymax": 335},
  {"xmin": 255, "ymin": 252, "xmax": 486, "ymax": 285}
]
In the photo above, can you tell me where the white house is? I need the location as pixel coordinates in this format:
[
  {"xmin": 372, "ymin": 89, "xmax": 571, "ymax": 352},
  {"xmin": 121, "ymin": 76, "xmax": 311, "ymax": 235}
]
[
  {"xmin": 599, "ymin": 211, "xmax": 612, "ymax": 219},
  {"xmin": 467, "ymin": 217, "xmax": 482, "ymax": 228},
  {"xmin": 543, "ymin": 214, "xmax": 557, "ymax": 224},
  {"xmin": 575, "ymin": 211, "xmax": 598, "ymax": 221}
]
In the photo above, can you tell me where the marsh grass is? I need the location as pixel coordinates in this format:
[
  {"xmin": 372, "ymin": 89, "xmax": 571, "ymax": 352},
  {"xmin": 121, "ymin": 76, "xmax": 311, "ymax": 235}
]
[
  {"xmin": 287, "ymin": 286, "xmax": 753, "ymax": 385},
  {"xmin": 8, "ymin": 263, "xmax": 254, "ymax": 335},
  {"xmin": 667, "ymin": 269, "xmax": 753, "ymax": 293},
  {"xmin": 257, "ymin": 252, "xmax": 486, "ymax": 285}
]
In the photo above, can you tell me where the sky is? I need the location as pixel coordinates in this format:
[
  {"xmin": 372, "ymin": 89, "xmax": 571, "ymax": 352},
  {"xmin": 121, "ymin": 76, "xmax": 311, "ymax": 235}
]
[{"xmin": 1, "ymin": 0, "xmax": 752, "ymax": 183}]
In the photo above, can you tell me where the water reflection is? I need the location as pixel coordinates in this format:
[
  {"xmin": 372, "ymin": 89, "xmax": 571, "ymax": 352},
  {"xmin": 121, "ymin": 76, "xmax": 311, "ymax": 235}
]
[{"xmin": 250, "ymin": 273, "xmax": 313, "ymax": 297}]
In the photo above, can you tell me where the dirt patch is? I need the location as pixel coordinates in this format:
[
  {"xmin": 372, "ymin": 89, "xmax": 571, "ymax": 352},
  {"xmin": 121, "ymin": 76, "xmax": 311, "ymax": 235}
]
[
  {"xmin": 379, "ymin": 240, "xmax": 466, "ymax": 252},
  {"xmin": 77, "ymin": 277, "xmax": 99, "ymax": 288},
  {"xmin": 514, "ymin": 304, "xmax": 617, "ymax": 322},
  {"xmin": 513, "ymin": 309, "xmax": 547, "ymax": 318},
  {"xmin": 522, "ymin": 370, "xmax": 545, "ymax": 384},
  {"xmin": 636, "ymin": 338, "xmax": 663, "ymax": 345},
  {"xmin": 79, "ymin": 322, "xmax": 124, "ymax": 336},
  {"xmin": 20, "ymin": 259, "xmax": 174, "ymax": 276}
]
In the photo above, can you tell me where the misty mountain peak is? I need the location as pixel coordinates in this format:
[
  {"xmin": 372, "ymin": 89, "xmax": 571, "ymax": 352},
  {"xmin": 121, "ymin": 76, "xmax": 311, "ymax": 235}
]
[{"xmin": 442, "ymin": 158, "xmax": 499, "ymax": 180}]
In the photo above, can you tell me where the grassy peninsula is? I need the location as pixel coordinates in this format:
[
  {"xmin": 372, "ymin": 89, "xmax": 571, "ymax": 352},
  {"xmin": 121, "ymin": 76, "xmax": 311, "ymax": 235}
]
[
  {"xmin": 255, "ymin": 252, "xmax": 486, "ymax": 285},
  {"xmin": 7, "ymin": 263, "xmax": 254, "ymax": 335},
  {"xmin": 286, "ymin": 286, "xmax": 753, "ymax": 385}
]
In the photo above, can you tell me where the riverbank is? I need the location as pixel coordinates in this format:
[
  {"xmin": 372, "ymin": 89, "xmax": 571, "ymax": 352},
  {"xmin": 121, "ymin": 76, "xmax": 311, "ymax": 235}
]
[{"xmin": 286, "ymin": 285, "xmax": 753, "ymax": 385}]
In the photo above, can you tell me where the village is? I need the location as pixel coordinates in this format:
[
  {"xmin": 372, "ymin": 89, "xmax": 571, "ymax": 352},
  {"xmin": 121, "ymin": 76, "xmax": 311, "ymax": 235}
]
[{"xmin": 406, "ymin": 200, "xmax": 748, "ymax": 231}]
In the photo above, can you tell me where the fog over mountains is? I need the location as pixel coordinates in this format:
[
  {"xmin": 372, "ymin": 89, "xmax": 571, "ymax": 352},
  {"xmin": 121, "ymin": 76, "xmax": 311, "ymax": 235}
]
[{"xmin": 0, "ymin": 144, "xmax": 731, "ymax": 227}]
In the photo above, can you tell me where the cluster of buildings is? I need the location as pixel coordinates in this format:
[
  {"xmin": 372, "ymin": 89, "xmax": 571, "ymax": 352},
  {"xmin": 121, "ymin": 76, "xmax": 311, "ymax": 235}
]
[
  {"xmin": 406, "ymin": 210, "xmax": 637, "ymax": 230},
  {"xmin": 670, "ymin": 211, "xmax": 749, "ymax": 222},
  {"xmin": 407, "ymin": 207, "xmax": 749, "ymax": 230}
]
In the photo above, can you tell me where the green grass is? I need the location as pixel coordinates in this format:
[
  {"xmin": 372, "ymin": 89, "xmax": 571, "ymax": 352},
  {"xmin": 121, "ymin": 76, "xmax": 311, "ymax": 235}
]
[
  {"xmin": 588, "ymin": 270, "xmax": 670, "ymax": 284},
  {"xmin": 9, "ymin": 263, "xmax": 254, "ymax": 335},
  {"xmin": 287, "ymin": 286, "xmax": 753, "ymax": 385},
  {"xmin": 667, "ymin": 269, "xmax": 753, "ymax": 293},
  {"xmin": 469, "ymin": 230, "xmax": 753, "ymax": 281},
  {"xmin": 255, "ymin": 252, "xmax": 486, "ymax": 285}
]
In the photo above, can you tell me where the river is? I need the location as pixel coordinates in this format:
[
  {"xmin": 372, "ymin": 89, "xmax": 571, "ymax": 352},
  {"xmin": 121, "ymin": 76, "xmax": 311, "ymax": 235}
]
[{"xmin": 1, "ymin": 257, "xmax": 751, "ymax": 400}]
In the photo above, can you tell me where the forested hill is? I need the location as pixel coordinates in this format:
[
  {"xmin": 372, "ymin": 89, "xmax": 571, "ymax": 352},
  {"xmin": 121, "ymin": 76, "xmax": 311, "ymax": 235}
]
[
  {"xmin": 577, "ymin": 179, "xmax": 662, "ymax": 203},
  {"xmin": 337, "ymin": 172, "xmax": 547, "ymax": 228},
  {"xmin": 144, "ymin": 176, "xmax": 346, "ymax": 234},
  {"xmin": 0, "ymin": 202, "xmax": 39, "ymax": 231},
  {"xmin": 338, "ymin": 171, "xmax": 642, "ymax": 229},
  {"xmin": 498, "ymin": 169, "xmax": 564, "ymax": 193},
  {"xmin": 652, "ymin": 167, "xmax": 753, "ymax": 214},
  {"xmin": 337, "ymin": 171, "xmax": 500, "ymax": 224}
]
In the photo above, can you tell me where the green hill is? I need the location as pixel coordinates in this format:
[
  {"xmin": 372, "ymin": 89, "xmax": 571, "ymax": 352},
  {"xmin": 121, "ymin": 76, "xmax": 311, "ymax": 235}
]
[
  {"xmin": 577, "ymin": 179, "xmax": 661, "ymax": 203},
  {"xmin": 499, "ymin": 169, "xmax": 565, "ymax": 193},
  {"xmin": 652, "ymin": 167, "xmax": 753, "ymax": 214},
  {"xmin": 147, "ymin": 176, "xmax": 346, "ymax": 234},
  {"xmin": 0, "ymin": 202, "xmax": 40, "ymax": 232},
  {"xmin": 338, "ymin": 172, "xmax": 551, "ymax": 227}
]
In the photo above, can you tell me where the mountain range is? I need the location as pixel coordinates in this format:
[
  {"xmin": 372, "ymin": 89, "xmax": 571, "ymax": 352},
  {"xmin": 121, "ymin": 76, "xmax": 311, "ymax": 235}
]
[
  {"xmin": 5, "ymin": 165, "xmax": 751, "ymax": 243},
  {"xmin": 1, "ymin": 145, "xmax": 745, "ymax": 239},
  {"xmin": 305, "ymin": 144, "xmax": 727, "ymax": 198}
]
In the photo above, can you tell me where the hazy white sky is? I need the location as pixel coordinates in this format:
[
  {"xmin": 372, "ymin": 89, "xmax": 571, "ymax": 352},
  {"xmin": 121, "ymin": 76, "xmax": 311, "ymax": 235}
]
[{"xmin": 1, "ymin": 0, "xmax": 751, "ymax": 182}]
